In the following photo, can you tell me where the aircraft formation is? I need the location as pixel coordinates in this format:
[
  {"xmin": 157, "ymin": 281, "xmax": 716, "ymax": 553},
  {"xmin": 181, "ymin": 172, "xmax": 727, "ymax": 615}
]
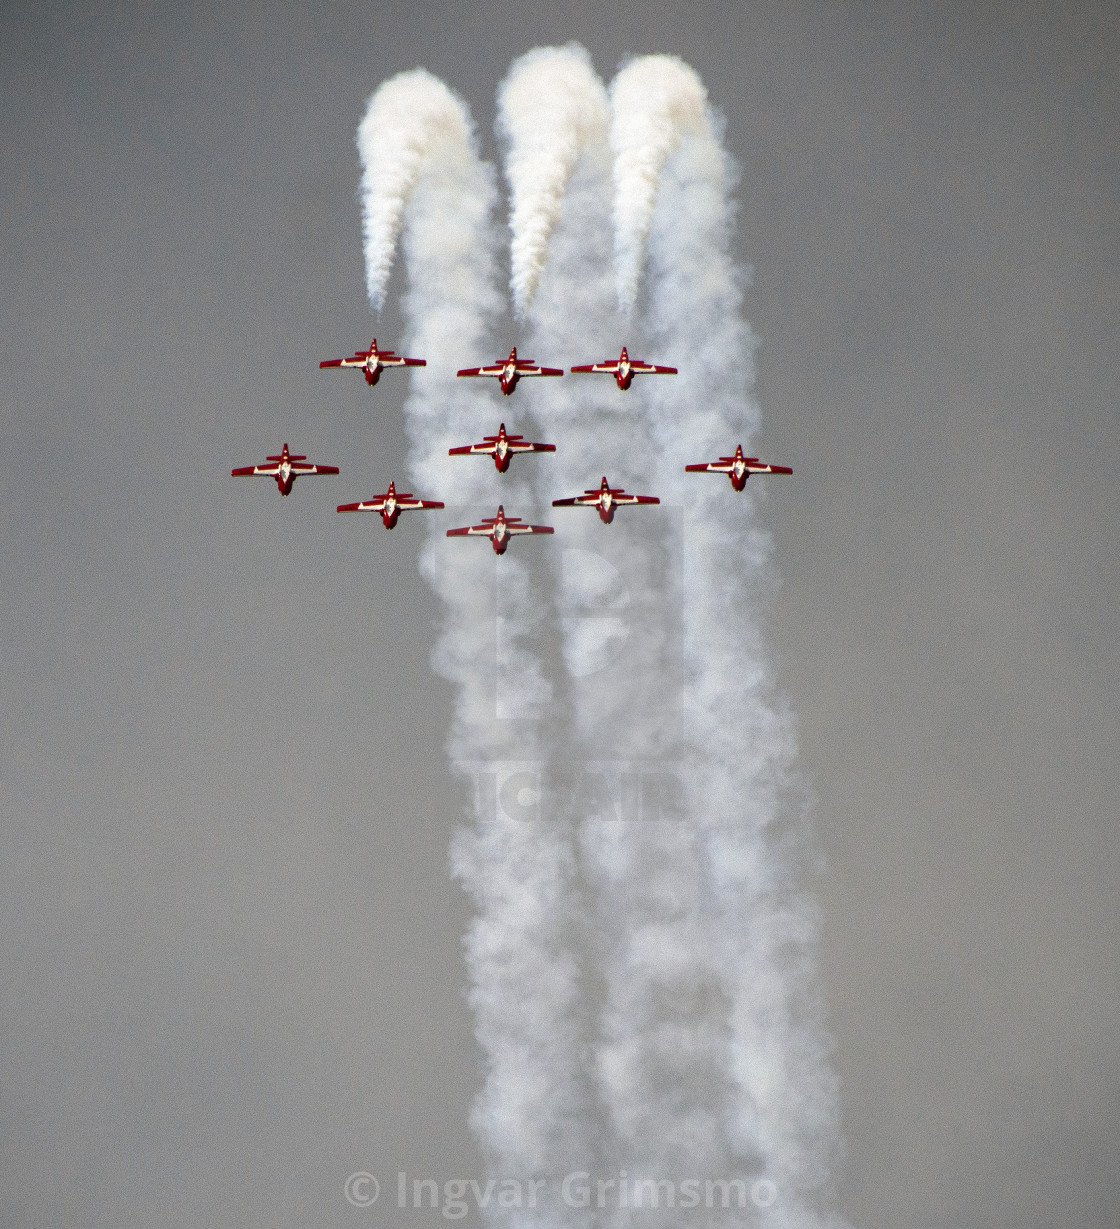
[{"xmin": 232, "ymin": 340, "xmax": 791, "ymax": 553}]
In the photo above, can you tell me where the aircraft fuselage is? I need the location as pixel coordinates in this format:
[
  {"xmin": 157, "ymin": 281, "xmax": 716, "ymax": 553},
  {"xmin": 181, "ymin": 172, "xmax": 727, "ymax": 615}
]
[{"xmin": 491, "ymin": 521, "xmax": 510, "ymax": 553}]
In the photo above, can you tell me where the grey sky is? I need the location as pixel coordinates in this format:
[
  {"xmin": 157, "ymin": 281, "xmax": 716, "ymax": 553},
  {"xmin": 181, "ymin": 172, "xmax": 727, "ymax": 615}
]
[{"xmin": 1, "ymin": 2, "xmax": 1117, "ymax": 1227}]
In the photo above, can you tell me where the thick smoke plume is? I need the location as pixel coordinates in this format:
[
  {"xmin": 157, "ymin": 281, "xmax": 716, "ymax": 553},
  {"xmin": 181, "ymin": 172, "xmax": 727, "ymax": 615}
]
[
  {"xmin": 357, "ymin": 69, "xmax": 481, "ymax": 312},
  {"xmin": 357, "ymin": 71, "xmax": 589, "ymax": 1229},
  {"xmin": 501, "ymin": 59, "xmax": 723, "ymax": 1223},
  {"xmin": 609, "ymin": 55, "xmax": 707, "ymax": 315},
  {"xmin": 357, "ymin": 50, "xmax": 846, "ymax": 1229},
  {"xmin": 619, "ymin": 54, "xmax": 844, "ymax": 1226},
  {"xmin": 498, "ymin": 44, "xmax": 611, "ymax": 319}
]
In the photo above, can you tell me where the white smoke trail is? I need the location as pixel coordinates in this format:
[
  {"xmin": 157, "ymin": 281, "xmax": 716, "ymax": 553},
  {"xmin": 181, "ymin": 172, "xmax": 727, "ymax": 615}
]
[
  {"xmin": 357, "ymin": 71, "xmax": 589, "ymax": 1228},
  {"xmin": 609, "ymin": 56, "xmax": 707, "ymax": 316},
  {"xmin": 611, "ymin": 55, "xmax": 845, "ymax": 1228},
  {"xmin": 358, "ymin": 52, "xmax": 845, "ymax": 1229},
  {"xmin": 356, "ymin": 68, "xmax": 480, "ymax": 312},
  {"xmin": 502, "ymin": 47, "xmax": 678, "ymax": 747},
  {"xmin": 498, "ymin": 43, "xmax": 613, "ymax": 319},
  {"xmin": 503, "ymin": 45, "xmax": 743, "ymax": 1229}
]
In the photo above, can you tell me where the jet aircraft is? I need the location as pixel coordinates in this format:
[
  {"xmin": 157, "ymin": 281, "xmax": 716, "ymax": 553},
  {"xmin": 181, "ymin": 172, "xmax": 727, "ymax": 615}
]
[
  {"xmin": 446, "ymin": 505, "xmax": 554, "ymax": 554},
  {"xmin": 319, "ymin": 338, "xmax": 426, "ymax": 385},
  {"xmin": 570, "ymin": 346, "xmax": 677, "ymax": 390},
  {"xmin": 552, "ymin": 476, "xmax": 660, "ymax": 524},
  {"xmin": 685, "ymin": 444, "xmax": 792, "ymax": 491},
  {"xmin": 337, "ymin": 481, "xmax": 444, "ymax": 529},
  {"xmin": 448, "ymin": 423, "xmax": 556, "ymax": 472},
  {"xmin": 231, "ymin": 443, "xmax": 339, "ymax": 496},
  {"xmin": 457, "ymin": 348, "xmax": 563, "ymax": 396}
]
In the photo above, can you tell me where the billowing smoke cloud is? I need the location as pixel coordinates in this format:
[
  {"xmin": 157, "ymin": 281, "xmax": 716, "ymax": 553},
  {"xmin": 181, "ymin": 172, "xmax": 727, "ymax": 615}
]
[
  {"xmin": 504, "ymin": 44, "xmax": 759, "ymax": 1229},
  {"xmin": 357, "ymin": 50, "xmax": 845, "ymax": 1229},
  {"xmin": 498, "ymin": 44, "xmax": 611, "ymax": 318},
  {"xmin": 357, "ymin": 71, "xmax": 590, "ymax": 1229},
  {"xmin": 619, "ymin": 55, "xmax": 844, "ymax": 1226},
  {"xmin": 504, "ymin": 46, "xmax": 844, "ymax": 1229},
  {"xmin": 356, "ymin": 68, "xmax": 482, "ymax": 312},
  {"xmin": 609, "ymin": 55, "xmax": 707, "ymax": 315},
  {"xmin": 512, "ymin": 50, "xmax": 753, "ymax": 1229}
]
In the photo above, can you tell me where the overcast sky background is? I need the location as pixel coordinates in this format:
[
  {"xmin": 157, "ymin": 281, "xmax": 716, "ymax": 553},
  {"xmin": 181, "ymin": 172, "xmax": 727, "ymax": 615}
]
[{"xmin": 1, "ymin": 2, "xmax": 1117, "ymax": 1227}]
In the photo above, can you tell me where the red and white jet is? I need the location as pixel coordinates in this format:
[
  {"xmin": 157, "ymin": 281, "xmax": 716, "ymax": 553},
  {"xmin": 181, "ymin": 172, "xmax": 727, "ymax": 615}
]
[
  {"xmin": 552, "ymin": 476, "xmax": 660, "ymax": 524},
  {"xmin": 448, "ymin": 423, "xmax": 556, "ymax": 472},
  {"xmin": 570, "ymin": 346, "xmax": 677, "ymax": 390},
  {"xmin": 336, "ymin": 481, "xmax": 445, "ymax": 529},
  {"xmin": 446, "ymin": 505, "xmax": 554, "ymax": 554},
  {"xmin": 685, "ymin": 444, "xmax": 792, "ymax": 491},
  {"xmin": 231, "ymin": 443, "xmax": 339, "ymax": 496},
  {"xmin": 457, "ymin": 348, "xmax": 563, "ymax": 396},
  {"xmin": 319, "ymin": 338, "xmax": 426, "ymax": 386}
]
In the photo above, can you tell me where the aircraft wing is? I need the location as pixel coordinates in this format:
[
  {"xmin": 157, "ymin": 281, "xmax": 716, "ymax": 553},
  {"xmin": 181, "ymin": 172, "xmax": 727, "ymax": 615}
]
[
  {"xmin": 289, "ymin": 461, "xmax": 339, "ymax": 476},
  {"xmin": 516, "ymin": 362, "xmax": 563, "ymax": 377},
  {"xmin": 320, "ymin": 354, "xmax": 368, "ymax": 368},
  {"xmin": 686, "ymin": 459, "xmax": 792, "ymax": 475},
  {"xmin": 569, "ymin": 360, "xmax": 618, "ymax": 374},
  {"xmin": 613, "ymin": 493, "xmax": 660, "ymax": 505},
  {"xmin": 397, "ymin": 497, "xmax": 445, "ymax": 510},
  {"xmin": 448, "ymin": 441, "xmax": 496, "ymax": 456},
  {"xmin": 378, "ymin": 354, "xmax": 426, "ymax": 367},
  {"xmin": 339, "ymin": 495, "xmax": 444, "ymax": 512},
  {"xmin": 449, "ymin": 439, "xmax": 553, "ymax": 456},
  {"xmin": 456, "ymin": 364, "xmax": 505, "ymax": 378},
  {"xmin": 232, "ymin": 462, "xmax": 280, "ymax": 476},
  {"xmin": 627, "ymin": 360, "xmax": 677, "ymax": 375},
  {"xmin": 551, "ymin": 494, "xmax": 596, "ymax": 507},
  {"xmin": 446, "ymin": 522, "xmax": 497, "ymax": 536},
  {"xmin": 507, "ymin": 523, "xmax": 554, "ymax": 535}
]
